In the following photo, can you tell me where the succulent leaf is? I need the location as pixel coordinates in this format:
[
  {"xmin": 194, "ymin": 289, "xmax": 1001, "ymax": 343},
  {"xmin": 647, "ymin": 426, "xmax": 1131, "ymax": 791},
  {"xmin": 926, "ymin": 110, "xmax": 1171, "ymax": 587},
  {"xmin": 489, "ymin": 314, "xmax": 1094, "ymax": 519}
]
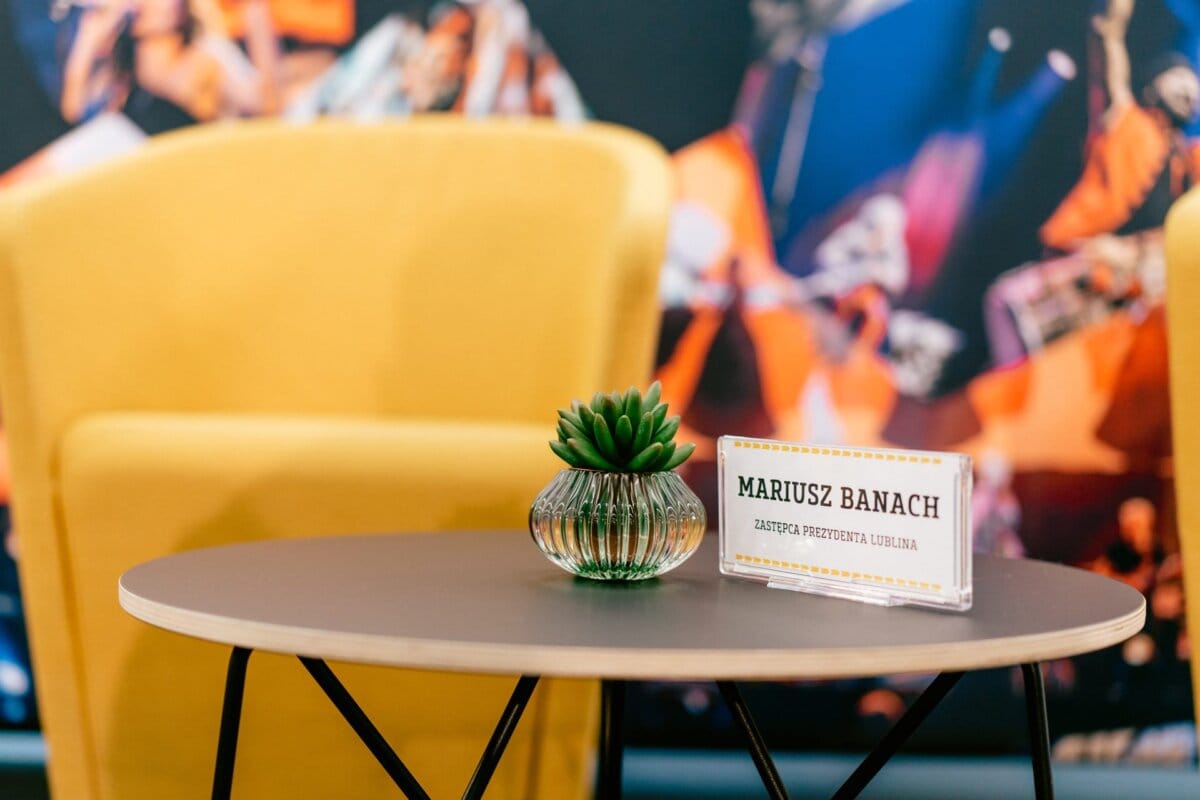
[
  {"xmin": 550, "ymin": 439, "xmax": 583, "ymax": 467},
  {"xmin": 650, "ymin": 402, "xmax": 668, "ymax": 432},
  {"xmin": 615, "ymin": 415, "xmax": 634, "ymax": 450},
  {"xmin": 623, "ymin": 386, "xmax": 641, "ymax": 420},
  {"xmin": 559, "ymin": 417, "xmax": 590, "ymax": 443},
  {"xmin": 578, "ymin": 403, "xmax": 595, "ymax": 431},
  {"xmin": 632, "ymin": 412, "xmax": 653, "ymax": 453},
  {"xmin": 592, "ymin": 415, "xmax": 621, "ymax": 462},
  {"xmin": 557, "ymin": 408, "xmax": 584, "ymax": 431},
  {"xmin": 662, "ymin": 442, "xmax": 695, "ymax": 471},
  {"xmin": 651, "ymin": 441, "xmax": 676, "ymax": 471},
  {"xmin": 548, "ymin": 382, "xmax": 696, "ymax": 473},
  {"xmin": 567, "ymin": 437, "xmax": 618, "ymax": 471},
  {"xmin": 627, "ymin": 442, "xmax": 664, "ymax": 471},
  {"xmin": 601, "ymin": 395, "xmax": 621, "ymax": 428},
  {"xmin": 643, "ymin": 380, "xmax": 662, "ymax": 410},
  {"xmin": 653, "ymin": 415, "xmax": 681, "ymax": 445}
]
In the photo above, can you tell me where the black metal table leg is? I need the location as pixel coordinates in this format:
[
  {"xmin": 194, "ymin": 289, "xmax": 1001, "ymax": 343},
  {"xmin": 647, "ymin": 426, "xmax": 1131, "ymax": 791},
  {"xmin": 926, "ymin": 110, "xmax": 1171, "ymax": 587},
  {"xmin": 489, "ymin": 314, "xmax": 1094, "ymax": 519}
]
[
  {"xmin": 1021, "ymin": 663, "xmax": 1054, "ymax": 800},
  {"xmin": 832, "ymin": 671, "xmax": 965, "ymax": 800},
  {"xmin": 298, "ymin": 657, "xmax": 431, "ymax": 800},
  {"xmin": 716, "ymin": 681, "xmax": 791, "ymax": 800},
  {"xmin": 461, "ymin": 675, "xmax": 540, "ymax": 800},
  {"xmin": 598, "ymin": 680, "xmax": 626, "ymax": 800},
  {"xmin": 212, "ymin": 647, "xmax": 251, "ymax": 800}
]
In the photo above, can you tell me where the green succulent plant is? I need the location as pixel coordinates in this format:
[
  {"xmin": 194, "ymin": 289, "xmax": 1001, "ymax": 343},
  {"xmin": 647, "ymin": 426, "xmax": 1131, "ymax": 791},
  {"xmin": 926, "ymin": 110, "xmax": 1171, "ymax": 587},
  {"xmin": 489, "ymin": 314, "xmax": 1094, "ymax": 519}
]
[{"xmin": 549, "ymin": 381, "xmax": 696, "ymax": 472}]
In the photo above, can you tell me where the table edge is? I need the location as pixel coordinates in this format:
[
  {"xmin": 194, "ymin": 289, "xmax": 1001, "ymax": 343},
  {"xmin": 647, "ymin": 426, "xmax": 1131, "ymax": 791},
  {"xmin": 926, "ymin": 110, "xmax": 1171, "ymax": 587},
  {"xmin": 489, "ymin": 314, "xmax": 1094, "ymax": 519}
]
[{"xmin": 118, "ymin": 580, "xmax": 1146, "ymax": 680}]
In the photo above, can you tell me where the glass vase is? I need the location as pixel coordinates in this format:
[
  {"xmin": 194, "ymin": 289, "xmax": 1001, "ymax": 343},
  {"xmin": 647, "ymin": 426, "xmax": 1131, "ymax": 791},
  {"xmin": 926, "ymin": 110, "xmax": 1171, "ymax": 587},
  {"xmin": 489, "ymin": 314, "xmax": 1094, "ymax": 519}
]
[{"xmin": 528, "ymin": 468, "xmax": 706, "ymax": 581}]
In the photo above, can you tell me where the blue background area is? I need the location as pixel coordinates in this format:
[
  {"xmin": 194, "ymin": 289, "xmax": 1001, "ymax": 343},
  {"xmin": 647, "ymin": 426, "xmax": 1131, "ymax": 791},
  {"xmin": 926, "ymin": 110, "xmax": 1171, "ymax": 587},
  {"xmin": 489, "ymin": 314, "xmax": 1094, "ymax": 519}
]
[{"xmin": 779, "ymin": 0, "xmax": 975, "ymax": 241}]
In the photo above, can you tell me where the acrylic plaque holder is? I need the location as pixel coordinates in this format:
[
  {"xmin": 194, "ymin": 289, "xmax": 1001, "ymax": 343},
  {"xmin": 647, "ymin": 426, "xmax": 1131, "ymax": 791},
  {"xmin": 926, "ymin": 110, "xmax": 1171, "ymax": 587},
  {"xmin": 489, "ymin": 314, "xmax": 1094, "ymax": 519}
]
[{"xmin": 718, "ymin": 436, "xmax": 973, "ymax": 612}]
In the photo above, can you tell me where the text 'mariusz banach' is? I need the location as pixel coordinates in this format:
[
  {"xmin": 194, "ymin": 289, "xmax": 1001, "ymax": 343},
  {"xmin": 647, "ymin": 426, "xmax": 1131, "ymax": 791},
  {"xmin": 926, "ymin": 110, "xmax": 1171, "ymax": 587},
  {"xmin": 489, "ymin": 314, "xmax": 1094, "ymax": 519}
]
[{"xmin": 736, "ymin": 475, "xmax": 940, "ymax": 520}]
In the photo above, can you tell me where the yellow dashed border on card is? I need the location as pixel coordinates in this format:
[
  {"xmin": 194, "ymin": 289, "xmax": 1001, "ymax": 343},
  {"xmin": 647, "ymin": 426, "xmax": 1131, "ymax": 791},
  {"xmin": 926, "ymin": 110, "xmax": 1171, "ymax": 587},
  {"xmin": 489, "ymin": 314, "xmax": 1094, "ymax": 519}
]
[
  {"xmin": 728, "ymin": 438, "xmax": 944, "ymax": 465},
  {"xmin": 732, "ymin": 553, "xmax": 943, "ymax": 593}
]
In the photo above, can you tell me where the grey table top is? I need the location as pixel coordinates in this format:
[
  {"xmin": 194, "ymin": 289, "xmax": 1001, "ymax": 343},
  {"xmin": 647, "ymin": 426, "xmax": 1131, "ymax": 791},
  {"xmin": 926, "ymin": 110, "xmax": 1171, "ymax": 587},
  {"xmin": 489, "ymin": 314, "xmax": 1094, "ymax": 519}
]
[{"xmin": 119, "ymin": 531, "xmax": 1145, "ymax": 680}]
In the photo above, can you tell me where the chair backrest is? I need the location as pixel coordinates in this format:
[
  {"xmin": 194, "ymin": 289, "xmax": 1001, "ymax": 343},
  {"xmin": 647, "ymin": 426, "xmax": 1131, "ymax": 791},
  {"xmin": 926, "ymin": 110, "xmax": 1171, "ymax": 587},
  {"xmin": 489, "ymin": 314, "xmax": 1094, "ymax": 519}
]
[
  {"xmin": 0, "ymin": 117, "xmax": 671, "ymax": 798},
  {"xmin": 1165, "ymin": 190, "xmax": 1200, "ymax": 737},
  {"xmin": 0, "ymin": 116, "xmax": 670, "ymax": 438}
]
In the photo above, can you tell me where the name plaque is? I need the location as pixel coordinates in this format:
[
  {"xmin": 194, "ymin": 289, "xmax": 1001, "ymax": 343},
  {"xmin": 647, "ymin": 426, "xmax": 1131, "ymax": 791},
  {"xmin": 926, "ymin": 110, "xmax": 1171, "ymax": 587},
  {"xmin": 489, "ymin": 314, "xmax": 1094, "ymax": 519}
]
[{"xmin": 718, "ymin": 436, "xmax": 973, "ymax": 611}]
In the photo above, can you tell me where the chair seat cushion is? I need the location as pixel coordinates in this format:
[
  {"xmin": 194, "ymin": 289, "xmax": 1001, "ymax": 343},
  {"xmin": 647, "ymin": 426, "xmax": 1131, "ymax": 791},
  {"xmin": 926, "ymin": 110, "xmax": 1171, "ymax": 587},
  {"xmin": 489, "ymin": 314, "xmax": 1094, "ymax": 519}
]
[
  {"xmin": 52, "ymin": 412, "xmax": 590, "ymax": 800},
  {"xmin": 61, "ymin": 412, "xmax": 560, "ymax": 544}
]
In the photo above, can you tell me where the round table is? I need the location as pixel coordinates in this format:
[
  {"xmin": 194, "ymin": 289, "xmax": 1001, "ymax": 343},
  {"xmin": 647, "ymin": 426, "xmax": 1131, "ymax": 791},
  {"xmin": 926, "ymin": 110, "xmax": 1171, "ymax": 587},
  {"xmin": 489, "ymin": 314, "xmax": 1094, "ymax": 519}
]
[{"xmin": 119, "ymin": 532, "xmax": 1145, "ymax": 800}]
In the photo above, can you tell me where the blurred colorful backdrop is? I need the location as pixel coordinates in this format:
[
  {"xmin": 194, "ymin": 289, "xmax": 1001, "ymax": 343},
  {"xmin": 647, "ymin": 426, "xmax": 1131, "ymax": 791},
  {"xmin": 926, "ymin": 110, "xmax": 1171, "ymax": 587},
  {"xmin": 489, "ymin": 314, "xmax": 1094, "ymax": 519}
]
[{"xmin": 1, "ymin": 0, "xmax": 1196, "ymax": 767}]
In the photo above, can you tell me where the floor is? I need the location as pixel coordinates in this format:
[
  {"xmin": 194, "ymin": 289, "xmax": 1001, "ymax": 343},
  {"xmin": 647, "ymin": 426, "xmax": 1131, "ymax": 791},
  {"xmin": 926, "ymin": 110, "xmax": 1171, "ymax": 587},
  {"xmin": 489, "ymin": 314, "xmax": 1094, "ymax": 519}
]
[
  {"xmin": 624, "ymin": 750, "xmax": 1200, "ymax": 799},
  {"xmin": 4, "ymin": 740, "xmax": 1200, "ymax": 799},
  {"xmin": 0, "ymin": 731, "xmax": 46, "ymax": 800}
]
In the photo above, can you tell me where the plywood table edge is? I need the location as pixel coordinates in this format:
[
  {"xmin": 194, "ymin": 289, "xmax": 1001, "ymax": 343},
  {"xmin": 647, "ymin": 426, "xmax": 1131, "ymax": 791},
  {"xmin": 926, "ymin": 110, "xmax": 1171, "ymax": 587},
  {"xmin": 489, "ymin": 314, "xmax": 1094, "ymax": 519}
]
[{"xmin": 119, "ymin": 580, "xmax": 1146, "ymax": 681}]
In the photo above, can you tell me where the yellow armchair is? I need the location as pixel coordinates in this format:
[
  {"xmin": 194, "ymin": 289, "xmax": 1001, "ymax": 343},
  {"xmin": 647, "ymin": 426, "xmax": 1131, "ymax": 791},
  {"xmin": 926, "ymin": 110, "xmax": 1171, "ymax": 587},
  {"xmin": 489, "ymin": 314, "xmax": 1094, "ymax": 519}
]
[
  {"xmin": 0, "ymin": 117, "xmax": 671, "ymax": 799},
  {"xmin": 1166, "ymin": 191, "xmax": 1200, "ymax": 739}
]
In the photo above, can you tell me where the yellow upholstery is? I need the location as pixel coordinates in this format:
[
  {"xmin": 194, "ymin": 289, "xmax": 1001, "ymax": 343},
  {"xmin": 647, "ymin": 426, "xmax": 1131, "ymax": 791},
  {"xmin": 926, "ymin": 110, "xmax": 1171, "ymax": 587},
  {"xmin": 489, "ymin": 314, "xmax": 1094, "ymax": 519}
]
[
  {"xmin": 1166, "ymin": 191, "xmax": 1200, "ymax": 737},
  {"xmin": 0, "ymin": 117, "xmax": 671, "ymax": 799}
]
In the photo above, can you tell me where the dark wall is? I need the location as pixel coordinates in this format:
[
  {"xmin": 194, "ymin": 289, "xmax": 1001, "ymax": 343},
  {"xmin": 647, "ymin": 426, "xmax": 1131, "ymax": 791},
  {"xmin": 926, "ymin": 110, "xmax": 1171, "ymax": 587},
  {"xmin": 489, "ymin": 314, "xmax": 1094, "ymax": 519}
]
[
  {"xmin": 0, "ymin": 1, "xmax": 69, "ymax": 172},
  {"xmin": 526, "ymin": 0, "xmax": 752, "ymax": 151}
]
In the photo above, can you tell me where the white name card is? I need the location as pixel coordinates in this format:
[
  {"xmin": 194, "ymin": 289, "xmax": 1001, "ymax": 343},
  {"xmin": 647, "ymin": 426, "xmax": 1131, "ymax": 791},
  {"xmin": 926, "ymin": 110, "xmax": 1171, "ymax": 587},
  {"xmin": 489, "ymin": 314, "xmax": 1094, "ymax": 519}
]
[{"xmin": 718, "ymin": 436, "xmax": 972, "ymax": 611}]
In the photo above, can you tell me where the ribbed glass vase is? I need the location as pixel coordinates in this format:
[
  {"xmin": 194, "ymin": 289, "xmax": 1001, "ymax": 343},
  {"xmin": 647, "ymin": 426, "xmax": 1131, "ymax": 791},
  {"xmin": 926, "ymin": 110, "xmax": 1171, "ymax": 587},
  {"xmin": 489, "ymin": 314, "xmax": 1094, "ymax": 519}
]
[{"xmin": 529, "ymin": 468, "xmax": 706, "ymax": 581}]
